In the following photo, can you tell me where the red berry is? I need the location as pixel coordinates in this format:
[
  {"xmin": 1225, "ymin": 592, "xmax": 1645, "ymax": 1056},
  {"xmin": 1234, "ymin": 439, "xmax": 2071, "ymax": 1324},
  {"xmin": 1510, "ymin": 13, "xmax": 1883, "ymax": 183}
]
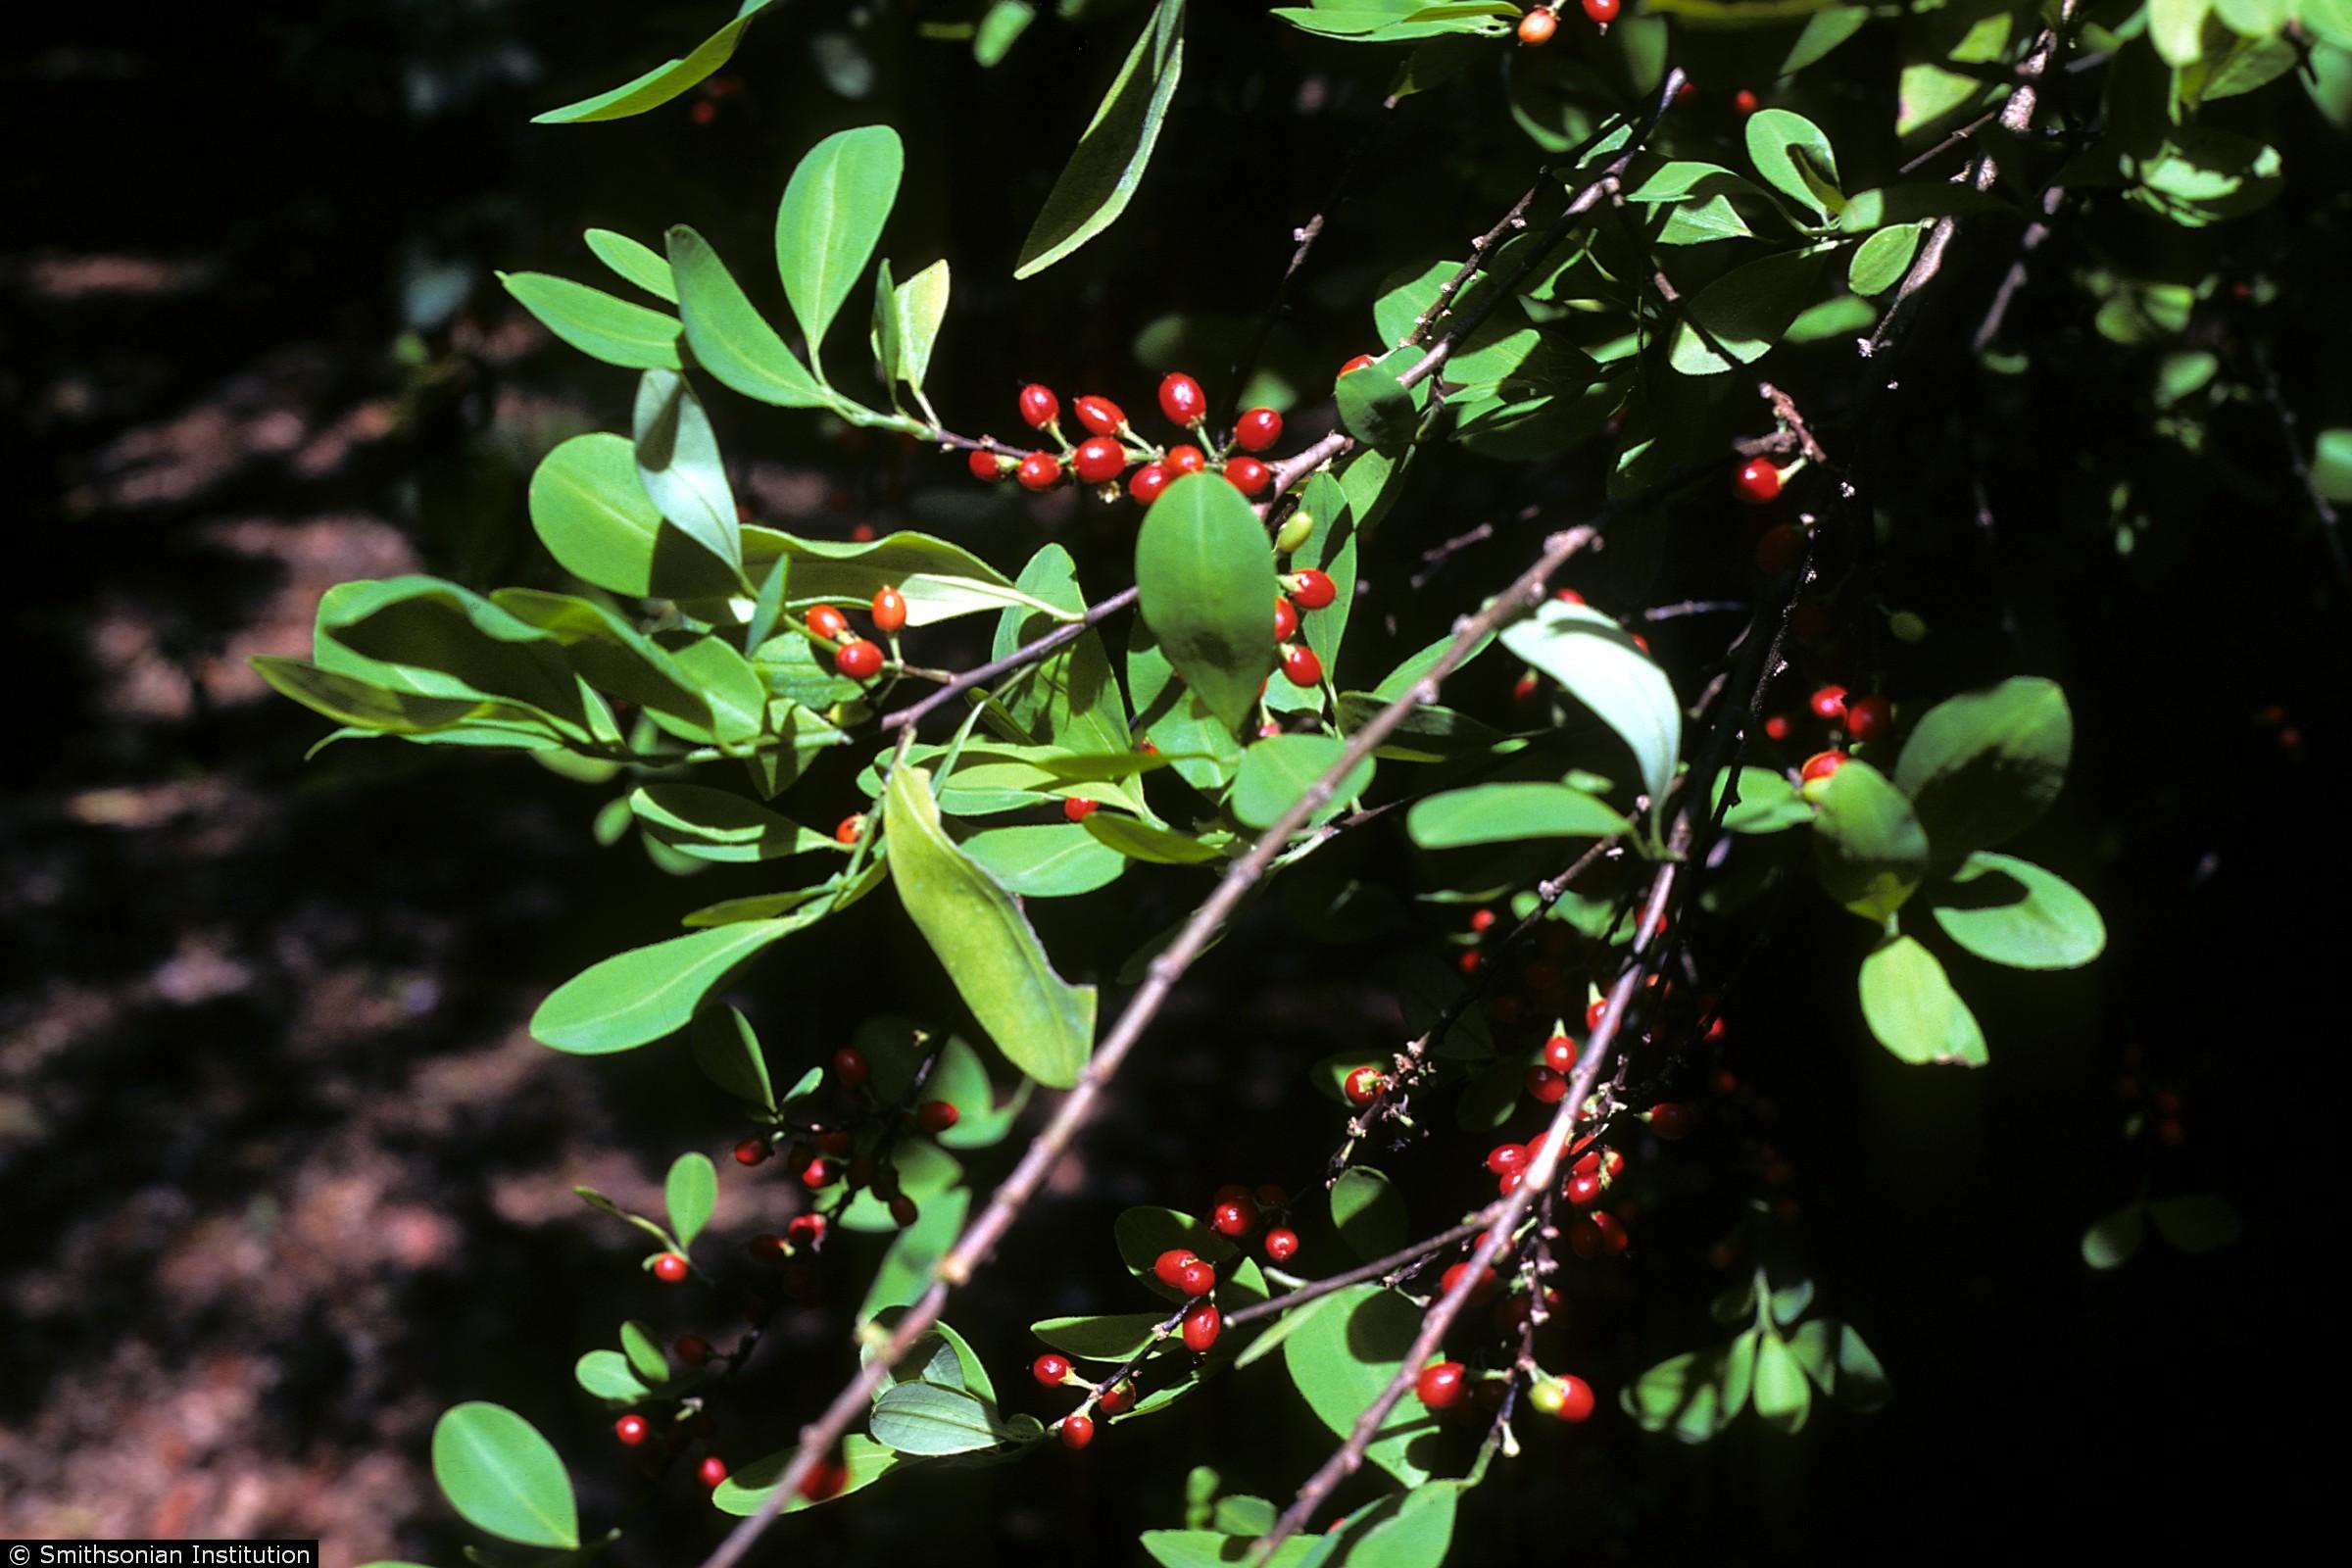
[
  {"xmin": 1441, "ymin": 1261, "xmax": 1498, "ymax": 1304},
  {"xmin": 801, "ymin": 1157, "xmax": 838, "ymax": 1190},
  {"xmin": 1265, "ymin": 1227, "xmax": 1299, "ymax": 1263},
  {"xmin": 1486, "ymin": 1143, "xmax": 1529, "ymax": 1176},
  {"xmin": 1810, "ymin": 684, "xmax": 1849, "ymax": 722},
  {"xmin": 1274, "ymin": 596, "xmax": 1299, "ymax": 643},
  {"xmin": 1063, "ymin": 797, "xmax": 1100, "ymax": 823},
  {"xmin": 835, "ymin": 638, "xmax": 884, "ymax": 680},
  {"xmin": 1469, "ymin": 907, "xmax": 1497, "ymax": 933},
  {"xmin": 653, "ymin": 1251, "xmax": 689, "ymax": 1284},
  {"xmin": 1543, "ymin": 1035, "xmax": 1579, "ymax": 1073},
  {"xmin": 1339, "ymin": 353, "xmax": 1377, "ymax": 376},
  {"xmin": 834, "ymin": 813, "xmax": 863, "ymax": 846},
  {"xmin": 1182, "ymin": 1302, "xmax": 1222, "ymax": 1352},
  {"xmin": 1498, "ymin": 1169, "xmax": 1525, "ymax": 1197},
  {"xmin": 807, "ymin": 604, "xmax": 850, "ymax": 641},
  {"xmin": 615, "ymin": 1413, "xmax": 650, "ymax": 1446},
  {"xmin": 787, "ymin": 1213, "xmax": 826, "ymax": 1248},
  {"xmin": 1583, "ymin": 0, "xmax": 1619, "ymax": 22},
  {"xmin": 1846, "ymin": 695, "xmax": 1892, "ymax": 743},
  {"xmin": 1166, "ymin": 444, "xmax": 1207, "ymax": 475},
  {"xmin": 1565, "ymin": 1171, "xmax": 1604, "ymax": 1207},
  {"xmin": 1734, "ymin": 88, "xmax": 1760, "ymax": 117},
  {"xmin": 1018, "ymin": 383, "xmax": 1059, "ymax": 429},
  {"xmin": 1518, "ymin": 8, "xmax": 1558, "ymax": 44},
  {"xmin": 733, "ymin": 1137, "xmax": 770, "ymax": 1167},
  {"xmin": 1223, "ymin": 456, "xmax": 1271, "ymax": 496},
  {"xmin": 967, "ymin": 449, "xmax": 1005, "ymax": 482},
  {"xmin": 1098, "ymin": 1380, "xmax": 1137, "ymax": 1415},
  {"xmin": 1280, "ymin": 643, "xmax": 1323, "ymax": 688},
  {"xmin": 1344, "ymin": 1065, "xmax": 1385, "ymax": 1105},
  {"xmin": 1800, "ymin": 750, "xmax": 1845, "ymax": 783},
  {"xmin": 1211, "ymin": 1200, "xmax": 1256, "ymax": 1239},
  {"xmin": 1073, "ymin": 436, "xmax": 1127, "ymax": 485},
  {"xmin": 1525, "ymin": 1066, "xmax": 1568, "ymax": 1104},
  {"xmin": 1569, "ymin": 1211, "xmax": 1629, "ymax": 1259},
  {"xmin": 1648, "ymin": 1102, "xmax": 1694, "ymax": 1141},
  {"xmin": 888, "ymin": 1195, "xmax": 919, "ymax": 1228},
  {"xmin": 677, "ymin": 1334, "xmax": 712, "ymax": 1365},
  {"xmin": 1676, "ymin": 79, "xmax": 1698, "ymax": 103},
  {"xmin": 798, "ymin": 1455, "xmax": 849, "ymax": 1501},
  {"xmin": 1033, "ymin": 1352, "xmax": 1072, "ymax": 1387},
  {"xmin": 871, "ymin": 586, "xmax": 907, "ymax": 636},
  {"xmin": 1234, "ymin": 407, "xmax": 1283, "ymax": 452},
  {"xmin": 1059, "ymin": 1413, "xmax": 1095, "ymax": 1449},
  {"xmin": 1128, "ymin": 463, "xmax": 1171, "ymax": 505},
  {"xmin": 1158, "ymin": 372, "xmax": 1206, "ymax": 425},
  {"xmin": 1732, "ymin": 458, "xmax": 1783, "ymax": 506},
  {"xmin": 1573, "ymin": 1148, "xmax": 1626, "ymax": 1180},
  {"xmin": 1585, "ymin": 998, "xmax": 1607, "ymax": 1031},
  {"xmin": 1016, "ymin": 451, "xmax": 1061, "ymax": 491},
  {"xmin": 1074, "ymin": 395, "xmax": 1125, "ymax": 435},
  {"xmin": 1176, "ymin": 1258, "xmax": 1218, "ymax": 1297},
  {"xmin": 1153, "ymin": 1249, "xmax": 1198, "ymax": 1289},
  {"xmin": 1288, "ymin": 568, "xmax": 1338, "ymax": 610},
  {"xmin": 1764, "ymin": 713, "xmax": 1793, "ymax": 742},
  {"xmin": 1538, "ymin": 1374, "xmax": 1597, "ymax": 1422},
  {"xmin": 698, "ymin": 1455, "xmax": 729, "ymax": 1490},
  {"xmin": 1415, "ymin": 1361, "xmax": 1469, "ymax": 1410},
  {"xmin": 1754, "ymin": 523, "xmax": 1803, "ymax": 574},
  {"xmin": 917, "ymin": 1101, "xmax": 959, "ymax": 1133}
]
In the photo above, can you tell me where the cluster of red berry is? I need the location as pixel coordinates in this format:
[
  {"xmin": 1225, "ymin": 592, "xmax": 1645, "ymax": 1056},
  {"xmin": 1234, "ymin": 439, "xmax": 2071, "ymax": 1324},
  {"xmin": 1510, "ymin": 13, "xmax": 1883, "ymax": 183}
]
[
  {"xmin": 965, "ymin": 374, "xmax": 1287, "ymax": 504},
  {"xmin": 806, "ymin": 583, "xmax": 908, "ymax": 689},
  {"xmin": 1514, "ymin": 0, "xmax": 1619, "ymax": 47}
]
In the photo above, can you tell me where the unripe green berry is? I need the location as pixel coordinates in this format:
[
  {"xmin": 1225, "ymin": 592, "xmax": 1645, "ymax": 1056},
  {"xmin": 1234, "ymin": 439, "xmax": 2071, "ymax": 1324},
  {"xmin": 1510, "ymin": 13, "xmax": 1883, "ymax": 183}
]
[{"xmin": 1274, "ymin": 512, "xmax": 1315, "ymax": 556}]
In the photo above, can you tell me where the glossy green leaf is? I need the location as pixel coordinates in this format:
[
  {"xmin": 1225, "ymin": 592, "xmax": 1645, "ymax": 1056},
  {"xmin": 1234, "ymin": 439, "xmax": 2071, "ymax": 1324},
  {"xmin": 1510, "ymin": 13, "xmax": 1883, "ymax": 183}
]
[
  {"xmin": 532, "ymin": 920, "xmax": 803, "ymax": 1054},
  {"xmin": 1031, "ymin": 1311, "xmax": 1172, "ymax": 1362},
  {"xmin": 1893, "ymin": 677, "xmax": 2073, "ymax": 860},
  {"xmin": 885, "ymin": 766, "xmax": 1096, "ymax": 1088},
  {"xmin": 499, "ymin": 272, "xmax": 679, "ymax": 369},
  {"xmin": 1083, "ymin": 813, "xmax": 1227, "ymax": 864},
  {"xmin": 1744, "ymin": 108, "xmax": 1843, "ymax": 219},
  {"xmin": 1668, "ymin": 248, "xmax": 1831, "ymax": 375},
  {"xmin": 1930, "ymin": 852, "xmax": 2104, "ymax": 969},
  {"xmin": 1281, "ymin": 1284, "xmax": 1432, "ymax": 1485},
  {"xmin": 1295, "ymin": 470, "xmax": 1357, "ymax": 675},
  {"xmin": 1752, "ymin": 1334, "xmax": 1812, "ymax": 1433},
  {"xmin": 1499, "ymin": 600, "xmax": 1680, "ymax": 810},
  {"xmin": 961, "ymin": 823, "xmax": 1125, "ymax": 897},
  {"xmin": 664, "ymin": 1152, "xmax": 717, "ymax": 1248},
  {"xmin": 1810, "ymin": 760, "xmax": 1929, "ymax": 921},
  {"xmin": 532, "ymin": 0, "xmax": 776, "ymax": 122},
  {"xmin": 631, "ymin": 785, "xmax": 833, "ymax": 863},
  {"xmin": 690, "ymin": 1005, "xmax": 774, "ymax": 1112},
  {"xmin": 1128, "ymin": 622, "xmax": 1243, "ymax": 793},
  {"xmin": 868, "ymin": 1381, "xmax": 1010, "ymax": 1456},
  {"xmin": 891, "ymin": 259, "xmax": 952, "ymax": 397},
  {"xmin": 1406, "ymin": 781, "xmax": 1627, "ymax": 848},
  {"xmin": 616, "ymin": 1321, "xmax": 668, "ymax": 1386},
  {"xmin": 1858, "ymin": 935, "xmax": 1986, "ymax": 1066},
  {"xmin": 2150, "ymin": 0, "xmax": 2215, "ymax": 65},
  {"xmin": 430, "ymin": 1403, "xmax": 578, "ymax": 1549},
  {"xmin": 528, "ymin": 432, "xmax": 733, "ymax": 600},
  {"xmin": 574, "ymin": 1348, "xmax": 649, "ymax": 1401},
  {"xmin": 665, "ymin": 225, "xmax": 831, "ymax": 410},
  {"xmin": 1334, "ymin": 361, "xmax": 1417, "ymax": 451},
  {"xmin": 251, "ymin": 657, "xmax": 545, "ymax": 742},
  {"xmin": 1788, "ymin": 1319, "xmax": 1891, "ymax": 1410},
  {"xmin": 1135, "ymin": 472, "xmax": 1279, "ymax": 736},
  {"xmin": 1330, "ymin": 1167, "xmax": 1405, "ymax": 1261},
  {"xmin": 713, "ymin": 1433, "xmax": 905, "ymax": 1517},
  {"xmin": 1014, "ymin": 0, "xmax": 1186, "ymax": 278},
  {"xmin": 311, "ymin": 577, "xmax": 599, "ymax": 740},
  {"xmin": 1847, "ymin": 224, "xmax": 1922, "ymax": 296},
  {"xmin": 1232, "ymin": 734, "xmax": 1374, "ymax": 832},
  {"xmin": 989, "ymin": 544, "xmax": 1129, "ymax": 754},
  {"xmin": 632, "ymin": 369, "xmax": 741, "ymax": 574},
  {"xmin": 584, "ymin": 228, "xmax": 677, "ymax": 303},
  {"xmin": 776, "ymin": 125, "xmax": 904, "ymax": 371}
]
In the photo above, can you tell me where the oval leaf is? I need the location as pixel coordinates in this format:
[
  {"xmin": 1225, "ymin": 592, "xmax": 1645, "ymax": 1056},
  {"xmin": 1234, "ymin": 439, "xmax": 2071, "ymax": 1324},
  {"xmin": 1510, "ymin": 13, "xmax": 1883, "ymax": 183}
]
[
  {"xmin": 430, "ymin": 1402, "xmax": 578, "ymax": 1550},
  {"xmin": 775, "ymin": 125, "xmax": 905, "ymax": 368},
  {"xmin": 1929, "ymin": 852, "xmax": 2104, "ymax": 969},
  {"xmin": 1857, "ymin": 935, "xmax": 1986, "ymax": 1066},
  {"xmin": 633, "ymin": 369, "xmax": 741, "ymax": 573},
  {"xmin": 666, "ymin": 225, "xmax": 831, "ymax": 410},
  {"xmin": 665, "ymin": 1152, "xmax": 717, "ymax": 1248},
  {"xmin": 1498, "ymin": 600, "xmax": 1680, "ymax": 810},
  {"xmin": 500, "ymin": 272, "xmax": 680, "ymax": 369},
  {"xmin": 1810, "ymin": 759, "xmax": 1931, "ymax": 921},
  {"xmin": 531, "ymin": 1, "xmax": 775, "ymax": 123},
  {"xmin": 1135, "ymin": 472, "xmax": 1279, "ymax": 737},
  {"xmin": 1232, "ymin": 734, "xmax": 1374, "ymax": 832},
  {"xmin": 1405, "ymin": 781, "xmax": 1627, "ymax": 848},
  {"xmin": 1892, "ymin": 676, "xmax": 2073, "ymax": 860},
  {"xmin": 532, "ymin": 920, "xmax": 801, "ymax": 1054},
  {"xmin": 1015, "ymin": 0, "xmax": 1187, "ymax": 278},
  {"xmin": 868, "ymin": 1381, "xmax": 1009, "ymax": 1456}
]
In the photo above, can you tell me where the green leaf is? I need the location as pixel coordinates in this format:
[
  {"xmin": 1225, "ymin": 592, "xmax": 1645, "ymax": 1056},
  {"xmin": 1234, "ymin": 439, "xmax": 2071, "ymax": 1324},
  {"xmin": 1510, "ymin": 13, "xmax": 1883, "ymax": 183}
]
[
  {"xmin": 1752, "ymin": 1334, "xmax": 1812, "ymax": 1433},
  {"xmin": 2150, "ymin": 0, "xmax": 2215, "ymax": 65},
  {"xmin": 919, "ymin": 1035, "xmax": 1030, "ymax": 1151},
  {"xmin": 961, "ymin": 823, "xmax": 1125, "ymax": 897},
  {"xmin": 867, "ymin": 1382, "xmax": 1011, "ymax": 1456},
  {"xmin": 251, "ymin": 657, "xmax": 544, "ymax": 742},
  {"xmin": 1847, "ymin": 224, "xmax": 1922, "ymax": 296},
  {"xmin": 760, "ymin": 528, "xmax": 1060, "ymax": 626},
  {"xmin": 1232, "ymin": 734, "xmax": 1373, "ymax": 832},
  {"xmin": 1498, "ymin": 600, "xmax": 1680, "ymax": 811},
  {"xmin": 1135, "ymin": 472, "xmax": 1279, "ymax": 737},
  {"xmin": 532, "ymin": 920, "xmax": 804, "ymax": 1054},
  {"xmin": 1929, "ymin": 852, "xmax": 2104, "ymax": 969},
  {"xmin": 664, "ymin": 1152, "xmax": 717, "ymax": 1248},
  {"xmin": 890, "ymin": 259, "xmax": 952, "ymax": 398},
  {"xmin": 1787, "ymin": 1319, "xmax": 1891, "ymax": 1411},
  {"xmin": 1713, "ymin": 766, "xmax": 1811, "ymax": 833},
  {"xmin": 2147, "ymin": 1194, "xmax": 2241, "ymax": 1253},
  {"xmin": 1334, "ymin": 361, "xmax": 1417, "ymax": 451},
  {"xmin": 1281, "ymin": 1284, "xmax": 1432, "ymax": 1485},
  {"xmin": 1858, "ymin": 935, "xmax": 1986, "ymax": 1066},
  {"xmin": 528, "ymin": 433, "xmax": 734, "ymax": 601},
  {"xmin": 885, "ymin": 766, "xmax": 1096, "ymax": 1088},
  {"xmin": 499, "ymin": 272, "xmax": 679, "ymax": 369},
  {"xmin": 532, "ymin": 1, "xmax": 776, "ymax": 122},
  {"xmin": 1405, "ymin": 781, "xmax": 1627, "ymax": 848},
  {"xmin": 1892, "ymin": 677, "xmax": 2073, "ymax": 861},
  {"xmin": 574, "ymin": 1348, "xmax": 649, "ymax": 1401},
  {"xmin": 1330, "ymin": 1168, "xmax": 1405, "ymax": 1261},
  {"xmin": 1014, "ymin": 0, "xmax": 1187, "ymax": 278},
  {"xmin": 1744, "ymin": 108, "xmax": 1843, "ymax": 219},
  {"xmin": 632, "ymin": 369, "xmax": 741, "ymax": 574},
  {"xmin": 665, "ymin": 225, "xmax": 832, "ymax": 411},
  {"xmin": 712, "ymin": 1433, "xmax": 905, "ymax": 1517},
  {"xmin": 2081, "ymin": 1204, "xmax": 2145, "ymax": 1270},
  {"xmin": 1295, "ymin": 470, "xmax": 1357, "ymax": 675},
  {"xmin": 310, "ymin": 577, "xmax": 601, "ymax": 741},
  {"xmin": 1084, "ymin": 813, "xmax": 1228, "ymax": 864},
  {"xmin": 861, "ymin": 1188, "xmax": 972, "ymax": 1320},
  {"xmin": 1667, "ymin": 248, "xmax": 1831, "ymax": 375},
  {"xmin": 1810, "ymin": 760, "xmax": 1930, "ymax": 922},
  {"xmin": 617, "ymin": 1320, "xmax": 669, "ymax": 1386},
  {"xmin": 632, "ymin": 786, "xmax": 834, "ymax": 863},
  {"xmin": 775, "ymin": 125, "xmax": 905, "ymax": 372},
  {"xmin": 1031, "ymin": 1311, "xmax": 1173, "ymax": 1362},
  {"xmin": 990, "ymin": 544, "xmax": 1130, "ymax": 755},
  {"xmin": 690, "ymin": 1005, "xmax": 774, "ymax": 1112},
  {"xmin": 430, "ymin": 1403, "xmax": 578, "ymax": 1550},
  {"xmin": 1624, "ymin": 1345, "xmax": 1736, "ymax": 1442},
  {"xmin": 584, "ymin": 228, "xmax": 678, "ymax": 303},
  {"xmin": 1128, "ymin": 621, "xmax": 1243, "ymax": 794}
]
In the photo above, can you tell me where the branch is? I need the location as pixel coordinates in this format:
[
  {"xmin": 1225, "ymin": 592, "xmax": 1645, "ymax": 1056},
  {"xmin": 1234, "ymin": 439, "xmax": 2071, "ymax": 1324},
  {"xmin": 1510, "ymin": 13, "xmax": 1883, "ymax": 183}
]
[
  {"xmin": 876, "ymin": 587, "xmax": 1141, "ymax": 732},
  {"xmin": 1224, "ymin": 1214, "xmax": 1497, "ymax": 1331},
  {"xmin": 698, "ymin": 519, "xmax": 1616, "ymax": 1568}
]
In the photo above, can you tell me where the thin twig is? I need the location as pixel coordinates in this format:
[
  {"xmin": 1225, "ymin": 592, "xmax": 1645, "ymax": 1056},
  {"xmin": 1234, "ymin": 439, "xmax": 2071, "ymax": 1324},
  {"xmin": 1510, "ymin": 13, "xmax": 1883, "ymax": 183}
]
[{"xmin": 1404, "ymin": 167, "xmax": 1551, "ymax": 348}]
